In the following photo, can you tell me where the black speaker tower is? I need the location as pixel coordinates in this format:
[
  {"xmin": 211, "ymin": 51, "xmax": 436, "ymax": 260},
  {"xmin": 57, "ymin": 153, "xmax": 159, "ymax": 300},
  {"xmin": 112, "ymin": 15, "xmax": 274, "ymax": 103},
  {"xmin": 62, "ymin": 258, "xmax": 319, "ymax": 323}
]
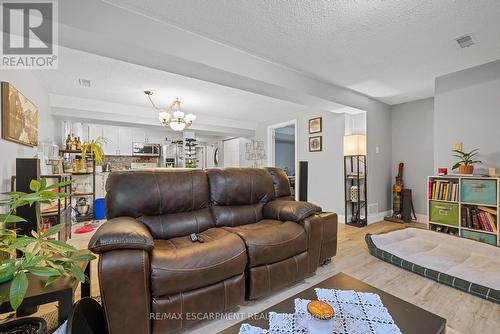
[
  {"xmin": 299, "ymin": 161, "xmax": 308, "ymax": 201},
  {"xmin": 15, "ymin": 158, "xmax": 40, "ymax": 236}
]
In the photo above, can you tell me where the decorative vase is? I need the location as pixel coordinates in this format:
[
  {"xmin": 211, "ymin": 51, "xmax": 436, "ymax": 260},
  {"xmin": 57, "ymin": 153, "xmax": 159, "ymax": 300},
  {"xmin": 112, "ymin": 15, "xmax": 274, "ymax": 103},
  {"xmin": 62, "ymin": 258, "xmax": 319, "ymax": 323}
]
[{"xmin": 458, "ymin": 165, "xmax": 474, "ymax": 174}]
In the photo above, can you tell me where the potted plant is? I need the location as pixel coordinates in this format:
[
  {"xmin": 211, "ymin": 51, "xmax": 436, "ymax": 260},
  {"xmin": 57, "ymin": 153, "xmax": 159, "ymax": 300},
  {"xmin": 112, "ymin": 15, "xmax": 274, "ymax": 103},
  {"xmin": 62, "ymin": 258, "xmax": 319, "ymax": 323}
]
[
  {"xmin": 452, "ymin": 148, "xmax": 482, "ymax": 174},
  {"xmin": 81, "ymin": 137, "xmax": 107, "ymax": 171},
  {"xmin": 0, "ymin": 178, "xmax": 96, "ymax": 333}
]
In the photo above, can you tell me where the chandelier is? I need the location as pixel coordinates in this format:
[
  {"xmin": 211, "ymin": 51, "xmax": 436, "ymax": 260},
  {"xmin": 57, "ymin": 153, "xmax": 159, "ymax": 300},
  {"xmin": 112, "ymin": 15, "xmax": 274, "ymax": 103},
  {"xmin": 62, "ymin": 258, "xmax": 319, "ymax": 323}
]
[{"xmin": 144, "ymin": 91, "xmax": 196, "ymax": 131}]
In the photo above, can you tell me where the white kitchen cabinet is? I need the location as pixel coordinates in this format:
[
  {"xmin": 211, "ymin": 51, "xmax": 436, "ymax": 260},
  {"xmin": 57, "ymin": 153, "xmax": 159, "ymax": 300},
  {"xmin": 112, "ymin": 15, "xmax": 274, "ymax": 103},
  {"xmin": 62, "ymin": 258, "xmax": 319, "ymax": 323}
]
[
  {"xmin": 88, "ymin": 124, "xmax": 103, "ymax": 142},
  {"xmin": 101, "ymin": 125, "xmax": 120, "ymax": 155},
  {"xmin": 118, "ymin": 127, "xmax": 133, "ymax": 156}
]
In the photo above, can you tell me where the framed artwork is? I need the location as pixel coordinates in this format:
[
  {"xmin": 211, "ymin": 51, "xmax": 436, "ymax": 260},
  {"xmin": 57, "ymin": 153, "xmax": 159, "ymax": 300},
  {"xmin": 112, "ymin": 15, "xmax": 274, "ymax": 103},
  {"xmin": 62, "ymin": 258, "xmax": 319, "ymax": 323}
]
[
  {"xmin": 309, "ymin": 136, "xmax": 322, "ymax": 152},
  {"xmin": 1, "ymin": 82, "xmax": 38, "ymax": 147},
  {"xmin": 308, "ymin": 117, "xmax": 322, "ymax": 134}
]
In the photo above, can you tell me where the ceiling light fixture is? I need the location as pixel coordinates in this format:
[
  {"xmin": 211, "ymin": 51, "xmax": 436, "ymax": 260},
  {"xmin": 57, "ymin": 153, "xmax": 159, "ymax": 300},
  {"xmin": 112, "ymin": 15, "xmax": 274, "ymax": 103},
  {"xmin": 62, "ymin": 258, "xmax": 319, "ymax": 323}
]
[{"xmin": 144, "ymin": 91, "xmax": 196, "ymax": 131}]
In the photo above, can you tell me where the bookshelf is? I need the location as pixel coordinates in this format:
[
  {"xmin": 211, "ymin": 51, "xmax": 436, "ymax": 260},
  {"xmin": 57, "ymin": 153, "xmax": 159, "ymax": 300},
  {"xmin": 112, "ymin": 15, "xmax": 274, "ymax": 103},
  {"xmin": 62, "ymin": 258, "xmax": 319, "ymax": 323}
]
[{"xmin": 427, "ymin": 175, "xmax": 499, "ymax": 246}]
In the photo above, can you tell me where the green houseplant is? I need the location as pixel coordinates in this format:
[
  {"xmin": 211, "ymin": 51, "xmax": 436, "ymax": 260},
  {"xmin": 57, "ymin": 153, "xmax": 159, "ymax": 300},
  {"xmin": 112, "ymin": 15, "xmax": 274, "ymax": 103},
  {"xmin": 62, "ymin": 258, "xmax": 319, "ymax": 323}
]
[
  {"xmin": 81, "ymin": 137, "xmax": 107, "ymax": 165},
  {"xmin": 452, "ymin": 149, "xmax": 482, "ymax": 174},
  {"xmin": 0, "ymin": 179, "xmax": 95, "ymax": 312}
]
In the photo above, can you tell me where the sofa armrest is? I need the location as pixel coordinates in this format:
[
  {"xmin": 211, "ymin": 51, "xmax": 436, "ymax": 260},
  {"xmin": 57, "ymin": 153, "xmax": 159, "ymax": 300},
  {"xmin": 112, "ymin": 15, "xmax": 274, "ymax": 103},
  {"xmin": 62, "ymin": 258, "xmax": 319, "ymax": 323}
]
[
  {"xmin": 88, "ymin": 217, "xmax": 154, "ymax": 254},
  {"xmin": 263, "ymin": 200, "xmax": 321, "ymax": 222}
]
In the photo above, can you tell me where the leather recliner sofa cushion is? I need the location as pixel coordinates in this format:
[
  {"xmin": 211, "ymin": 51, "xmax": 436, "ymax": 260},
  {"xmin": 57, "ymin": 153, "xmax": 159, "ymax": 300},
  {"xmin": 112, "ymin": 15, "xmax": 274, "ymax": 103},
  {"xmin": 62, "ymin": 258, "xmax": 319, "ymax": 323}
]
[
  {"xmin": 105, "ymin": 170, "xmax": 214, "ymax": 239},
  {"xmin": 207, "ymin": 168, "xmax": 275, "ymax": 227},
  {"xmin": 224, "ymin": 219, "xmax": 307, "ymax": 267},
  {"xmin": 150, "ymin": 228, "xmax": 247, "ymax": 297}
]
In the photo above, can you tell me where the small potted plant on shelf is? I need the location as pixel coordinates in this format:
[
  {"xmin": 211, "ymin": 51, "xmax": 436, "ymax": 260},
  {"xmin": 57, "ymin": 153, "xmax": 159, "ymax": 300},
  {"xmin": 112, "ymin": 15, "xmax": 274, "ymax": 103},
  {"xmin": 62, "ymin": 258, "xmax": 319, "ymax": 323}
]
[
  {"xmin": 0, "ymin": 179, "xmax": 96, "ymax": 334},
  {"xmin": 452, "ymin": 148, "xmax": 482, "ymax": 174},
  {"xmin": 81, "ymin": 137, "xmax": 107, "ymax": 172}
]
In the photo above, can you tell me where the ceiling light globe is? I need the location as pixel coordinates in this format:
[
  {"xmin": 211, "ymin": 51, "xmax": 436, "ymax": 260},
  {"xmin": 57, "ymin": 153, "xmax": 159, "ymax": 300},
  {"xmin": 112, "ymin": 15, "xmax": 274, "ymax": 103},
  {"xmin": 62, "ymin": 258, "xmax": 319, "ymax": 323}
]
[
  {"xmin": 170, "ymin": 120, "xmax": 186, "ymax": 131},
  {"xmin": 173, "ymin": 110, "xmax": 185, "ymax": 119},
  {"xmin": 185, "ymin": 113, "xmax": 196, "ymax": 121},
  {"xmin": 158, "ymin": 111, "xmax": 170, "ymax": 121}
]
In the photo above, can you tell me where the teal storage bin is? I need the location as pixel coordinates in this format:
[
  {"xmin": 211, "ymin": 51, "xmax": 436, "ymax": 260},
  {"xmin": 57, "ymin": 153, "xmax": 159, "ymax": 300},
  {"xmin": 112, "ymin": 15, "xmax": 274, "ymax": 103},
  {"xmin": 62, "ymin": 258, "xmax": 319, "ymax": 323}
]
[
  {"xmin": 461, "ymin": 179, "xmax": 497, "ymax": 206},
  {"xmin": 460, "ymin": 229, "xmax": 497, "ymax": 246}
]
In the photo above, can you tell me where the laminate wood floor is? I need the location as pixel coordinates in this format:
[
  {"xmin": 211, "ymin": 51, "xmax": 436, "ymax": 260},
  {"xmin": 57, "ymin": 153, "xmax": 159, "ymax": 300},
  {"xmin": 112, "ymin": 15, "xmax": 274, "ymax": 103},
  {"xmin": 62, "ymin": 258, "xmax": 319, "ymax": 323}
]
[
  {"xmin": 28, "ymin": 220, "xmax": 499, "ymax": 333},
  {"xmin": 186, "ymin": 221, "xmax": 499, "ymax": 334}
]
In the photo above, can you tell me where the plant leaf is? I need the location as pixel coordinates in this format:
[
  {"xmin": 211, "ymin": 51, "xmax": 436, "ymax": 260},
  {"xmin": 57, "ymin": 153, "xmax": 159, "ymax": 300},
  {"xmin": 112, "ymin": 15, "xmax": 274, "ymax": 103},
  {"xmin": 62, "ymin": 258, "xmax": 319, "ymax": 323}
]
[
  {"xmin": 70, "ymin": 262, "xmax": 85, "ymax": 282},
  {"xmin": 0, "ymin": 214, "xmax": 26, "ymax": 223},
  {"xmin": 10, "ymin": 271, "xmax": 28, "ymax": 310},
  {"xmin": 44, "ymin": 240, "xmax": 77, "ymax": 252},
  {"xmin": 71, "ymin": 254, "xmax": 96, "ymax": 262},
  {"xmin": 29, "ymin": 267, "xmax": 61, "ymax": 277},
  {"xmin": 41, "ymin": 223, "xmax": 65, "ymax": 238},
  {"xmin": 45, "ymin": 180, "xmax": 72, "ymax": 190},
  {"xmin": 39, "ymin": 178, "xmax": 47, "ymax": 191},
  {"xmin": 29, "ymin": 180, "xmax": 41, "ymax": 192},
  {"xmin": 44, "ymin": 275, "xmax": 59, "ymax": 287},
  {"xmin": 452, "ymin": 163, "xmax": 461, "ymax": 170}
]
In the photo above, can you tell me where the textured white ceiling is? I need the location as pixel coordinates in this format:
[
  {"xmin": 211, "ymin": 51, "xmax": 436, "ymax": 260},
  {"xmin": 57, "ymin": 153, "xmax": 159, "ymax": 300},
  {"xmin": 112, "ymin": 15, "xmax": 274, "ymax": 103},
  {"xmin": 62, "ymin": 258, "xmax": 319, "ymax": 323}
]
[
  {"xmin": 105, "ymin": 0, "xmax": 500, "ymax": 105},
  {"xmin": 35, "ymin": 47, "xmax": 308, "ymax": 123}
]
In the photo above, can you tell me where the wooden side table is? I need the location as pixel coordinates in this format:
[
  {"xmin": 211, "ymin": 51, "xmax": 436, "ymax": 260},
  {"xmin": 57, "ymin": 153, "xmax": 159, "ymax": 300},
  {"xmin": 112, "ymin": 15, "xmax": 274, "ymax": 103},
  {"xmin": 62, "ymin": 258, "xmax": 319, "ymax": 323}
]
[{"xmin": 0, "ymin": 253, "xmax": 91, "ymax": 326}]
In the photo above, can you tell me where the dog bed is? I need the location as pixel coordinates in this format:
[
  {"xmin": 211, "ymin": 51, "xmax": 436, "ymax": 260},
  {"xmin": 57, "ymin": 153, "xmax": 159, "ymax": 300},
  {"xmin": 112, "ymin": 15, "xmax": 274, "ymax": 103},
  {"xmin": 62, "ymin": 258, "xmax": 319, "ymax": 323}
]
[{"xmin": 366, "ymin": 227, "xmax": 500, "ymax": 303}]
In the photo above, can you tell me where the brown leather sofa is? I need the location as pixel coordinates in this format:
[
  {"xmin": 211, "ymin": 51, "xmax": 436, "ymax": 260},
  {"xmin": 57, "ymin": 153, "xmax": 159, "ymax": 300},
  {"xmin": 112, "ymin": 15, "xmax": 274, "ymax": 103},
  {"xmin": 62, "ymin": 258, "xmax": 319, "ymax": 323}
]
[
  {"xmin": 265, "ymin": 167, "xmax": 338, "ymax": 267},
  {"xmin": 89, "ymin": 168, "xmax": 337, "ymax": 334}
]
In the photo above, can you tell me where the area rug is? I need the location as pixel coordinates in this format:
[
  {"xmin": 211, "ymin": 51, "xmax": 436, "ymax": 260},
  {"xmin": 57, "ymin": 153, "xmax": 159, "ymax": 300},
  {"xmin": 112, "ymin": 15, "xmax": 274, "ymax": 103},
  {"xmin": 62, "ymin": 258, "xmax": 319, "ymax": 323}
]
[{"xmin": 365, "ymin": 227, "xmax": 500, "ymax": 304}]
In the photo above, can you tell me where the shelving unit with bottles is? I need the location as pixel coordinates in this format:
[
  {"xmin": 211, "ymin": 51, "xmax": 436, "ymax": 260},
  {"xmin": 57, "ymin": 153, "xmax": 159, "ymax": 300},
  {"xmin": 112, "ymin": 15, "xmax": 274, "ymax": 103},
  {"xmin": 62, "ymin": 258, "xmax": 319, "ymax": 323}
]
[
  {"xmin": 60, "ymin": 149, "xmax": 96, "ymax": 223},
  {"xmin": 11, "ymin": 174, "xmax": 72, "ymax": 241},
  {"xmin": 427, "ymin": 175, "xmax": 499, "ymax": 246}
]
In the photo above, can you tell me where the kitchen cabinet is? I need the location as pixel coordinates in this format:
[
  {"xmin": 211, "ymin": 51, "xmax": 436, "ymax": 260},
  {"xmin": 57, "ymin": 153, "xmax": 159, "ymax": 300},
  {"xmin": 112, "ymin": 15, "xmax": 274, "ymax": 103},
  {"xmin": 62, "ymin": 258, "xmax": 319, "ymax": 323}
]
[
  {"xmin": 88, "ymin": 124, "xmax": 103, "ymax": 142},
  {"xmin": 118, "ymin": 127, "xmax": 133, "ymax": 156},
  {"xmin": 101, "ymin": 125, "xmax": 119, "ymax": 155}
]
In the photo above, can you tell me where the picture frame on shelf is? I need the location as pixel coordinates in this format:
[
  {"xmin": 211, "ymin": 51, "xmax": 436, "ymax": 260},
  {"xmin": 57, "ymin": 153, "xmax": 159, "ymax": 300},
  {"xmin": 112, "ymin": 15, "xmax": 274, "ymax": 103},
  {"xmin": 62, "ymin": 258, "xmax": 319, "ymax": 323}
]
[
  {"xmin": 309, "ymin": 136, "xmax": 322, "ymax": 152},
  {"xmin": 308, "ymin": 117, "xmax": 322, "ymax": 134},
  {"xmin": 1, "ymin": 81, "xmax": 38, "ymax": 147}
]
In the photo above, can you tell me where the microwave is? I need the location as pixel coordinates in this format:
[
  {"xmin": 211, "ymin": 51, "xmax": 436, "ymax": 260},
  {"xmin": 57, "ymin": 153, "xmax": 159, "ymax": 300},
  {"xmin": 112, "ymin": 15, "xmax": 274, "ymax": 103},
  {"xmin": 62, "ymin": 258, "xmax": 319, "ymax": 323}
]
[{"xmin": 132, "ymin": 143, "xmax": 160, "ymax": 156}]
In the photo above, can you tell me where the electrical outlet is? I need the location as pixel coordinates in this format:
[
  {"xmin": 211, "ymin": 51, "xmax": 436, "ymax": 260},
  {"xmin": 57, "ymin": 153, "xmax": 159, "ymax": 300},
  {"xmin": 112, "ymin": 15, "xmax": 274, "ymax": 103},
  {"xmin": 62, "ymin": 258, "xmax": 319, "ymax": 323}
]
[
  {"xmin": 375, "ymin": 146, "xmax": 380, "ymax": 154},
  {"xmin": 454, "ymin": 143, "xmax": 462, "ymax": 151}
]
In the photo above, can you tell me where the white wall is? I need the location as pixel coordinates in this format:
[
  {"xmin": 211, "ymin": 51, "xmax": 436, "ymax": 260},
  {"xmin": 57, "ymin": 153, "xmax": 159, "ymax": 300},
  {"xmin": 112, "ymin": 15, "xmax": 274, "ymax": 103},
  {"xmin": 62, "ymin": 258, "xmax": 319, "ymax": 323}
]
[
  {"xmin": 275, "ymin": 140, "xmax": 295, "ymax": 175},
  {"xmin": 434, "ymin": 60, "xmax": 500, "ymax": 174},
  {"xmin": 223, "ymin": 137, "xmax": 252, "ymax": 167},
  {"xmin": 255, "ymin": 110, "xmax": 345, "ymax": 214},
  {"xmin": 391, "ymin": 98, "xmax": 434, "ymax": 215},
  {"xmin": 0, "ymin": 72, "xmax": 55, "ymax": 193},
  {"xmin": 366, "ymin": 105, "xmax": 393, "ymax": 216}
]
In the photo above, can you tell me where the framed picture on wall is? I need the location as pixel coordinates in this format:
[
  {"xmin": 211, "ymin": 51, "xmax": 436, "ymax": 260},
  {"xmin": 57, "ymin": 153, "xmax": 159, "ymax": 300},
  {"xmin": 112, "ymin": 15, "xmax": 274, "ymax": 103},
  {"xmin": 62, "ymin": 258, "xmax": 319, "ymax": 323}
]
[
  {"xmin": 309, "ymin": 136, "xmax": 322, "ymax": 152},
  {"xmin": 1, "ymin": 81, "xmax": 38, "ymax": 147},
  {"xmin": 308, "ymin": 117, "xmax": 322, "ymax": 134}
]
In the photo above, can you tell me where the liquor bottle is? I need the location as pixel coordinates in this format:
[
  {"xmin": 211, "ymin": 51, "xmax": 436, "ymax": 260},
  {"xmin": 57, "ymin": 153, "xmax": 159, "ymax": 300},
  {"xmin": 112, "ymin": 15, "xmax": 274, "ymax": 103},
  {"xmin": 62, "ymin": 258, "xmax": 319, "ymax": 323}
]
[
  {"xmin": 65, "ymin": 134, "xmax": 72, "ymax": 150},
  {"xmin": 76, "ymin": 137, "xmax": 82, "ymax": 150},
  {"xmin": 70, "ymin": 135, "xmax": 77, "ymax": 151}
]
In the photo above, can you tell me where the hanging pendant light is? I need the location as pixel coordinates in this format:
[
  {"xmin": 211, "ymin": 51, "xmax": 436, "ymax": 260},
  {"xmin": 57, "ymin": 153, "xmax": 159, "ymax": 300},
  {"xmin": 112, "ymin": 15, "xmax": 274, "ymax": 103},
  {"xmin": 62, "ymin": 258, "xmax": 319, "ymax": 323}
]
[{"xmin": 144, "ymin": 91, "xmax": 196, "ymax": 131}]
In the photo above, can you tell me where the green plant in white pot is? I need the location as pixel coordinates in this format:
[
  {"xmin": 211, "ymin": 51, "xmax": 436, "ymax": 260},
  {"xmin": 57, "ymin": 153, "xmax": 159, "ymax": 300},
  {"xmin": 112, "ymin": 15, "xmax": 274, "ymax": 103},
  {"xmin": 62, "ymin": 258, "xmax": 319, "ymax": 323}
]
[
  {"xmin": 452, "ymin": 149, "xmax": 482, "ymax": 174},
  {"xmin": 0, "ymin": 179, "xmax": 95, "ymax": 311}
]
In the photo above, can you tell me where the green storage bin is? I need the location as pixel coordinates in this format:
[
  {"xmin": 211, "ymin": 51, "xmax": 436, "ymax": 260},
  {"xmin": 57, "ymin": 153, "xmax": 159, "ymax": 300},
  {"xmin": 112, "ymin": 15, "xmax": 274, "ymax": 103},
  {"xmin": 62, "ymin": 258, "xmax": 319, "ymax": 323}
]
[
  {"xmin": 429, "ymin": 201, "xmax": 459, "ymax": 226},
  {"xmin": 460, "ymin": 229, "xmax": 497, "ymax": 246},
  {"xmin": 461, "ymin": 179, "xmax": 497, "ymax": 206}
]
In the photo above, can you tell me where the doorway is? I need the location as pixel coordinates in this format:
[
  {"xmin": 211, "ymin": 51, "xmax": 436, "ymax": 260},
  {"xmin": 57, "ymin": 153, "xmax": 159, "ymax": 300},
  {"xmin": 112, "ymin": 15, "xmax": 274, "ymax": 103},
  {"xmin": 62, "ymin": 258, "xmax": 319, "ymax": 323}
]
[{"xmin": 268, "ymin": 120, "xmax": 297, "ymax": 199}]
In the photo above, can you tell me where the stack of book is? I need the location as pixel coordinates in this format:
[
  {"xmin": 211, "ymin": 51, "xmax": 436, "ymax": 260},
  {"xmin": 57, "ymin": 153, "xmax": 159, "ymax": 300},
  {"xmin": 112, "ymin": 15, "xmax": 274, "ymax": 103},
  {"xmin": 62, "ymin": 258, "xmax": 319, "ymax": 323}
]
[
  {"xmin": 428, "ymin": 180, "xmax": 459, "ymax": 202},
  {"xmin": 461, "ymin": 206, "xmax": 497, "ymax": 233}
]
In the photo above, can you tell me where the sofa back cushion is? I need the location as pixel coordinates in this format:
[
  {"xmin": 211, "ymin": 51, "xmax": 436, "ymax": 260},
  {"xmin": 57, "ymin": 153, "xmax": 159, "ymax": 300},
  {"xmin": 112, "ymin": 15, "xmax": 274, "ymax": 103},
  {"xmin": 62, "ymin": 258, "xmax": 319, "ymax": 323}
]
[
  {"xmin": 207, "ymin": 168, "xmax": 275, "ymax": 227},
  {"xmin": 105, "ymin": 169, "xmax": 214, "ymax": 238},
  {"xmin": 265, "ymin": 167, "xmax": 292, "ymax": 198}
]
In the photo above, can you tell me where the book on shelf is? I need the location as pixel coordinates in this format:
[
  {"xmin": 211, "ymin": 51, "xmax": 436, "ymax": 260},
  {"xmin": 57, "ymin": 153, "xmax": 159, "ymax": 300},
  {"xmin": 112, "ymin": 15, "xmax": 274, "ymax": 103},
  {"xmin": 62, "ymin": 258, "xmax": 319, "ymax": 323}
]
[
  {"xmin": 428, "ymin": 179, "xmax": 459, "ymax": 202},
  {"xmin": 462, "ymin": 205, "xmax": 497, "ymax": 233}
]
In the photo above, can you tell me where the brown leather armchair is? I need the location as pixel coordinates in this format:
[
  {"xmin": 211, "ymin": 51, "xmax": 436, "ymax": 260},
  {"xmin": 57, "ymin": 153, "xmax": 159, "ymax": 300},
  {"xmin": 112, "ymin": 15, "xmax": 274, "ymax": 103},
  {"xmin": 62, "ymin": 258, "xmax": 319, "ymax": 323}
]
[{"xmin": 89, "ymin": 168, "xmax": 337, "ymax": 334}]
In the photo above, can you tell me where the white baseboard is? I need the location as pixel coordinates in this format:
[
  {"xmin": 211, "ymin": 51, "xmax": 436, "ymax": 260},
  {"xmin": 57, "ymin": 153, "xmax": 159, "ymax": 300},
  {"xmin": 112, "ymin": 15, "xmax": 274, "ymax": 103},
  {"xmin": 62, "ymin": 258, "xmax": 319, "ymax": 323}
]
[
  {"xmin": 415, "ymin": 214, "xmax": 428, "ymax": 223},
  {"xmin": 337, "ymin": 210, "xmax": 392, "ymax": 225}
]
